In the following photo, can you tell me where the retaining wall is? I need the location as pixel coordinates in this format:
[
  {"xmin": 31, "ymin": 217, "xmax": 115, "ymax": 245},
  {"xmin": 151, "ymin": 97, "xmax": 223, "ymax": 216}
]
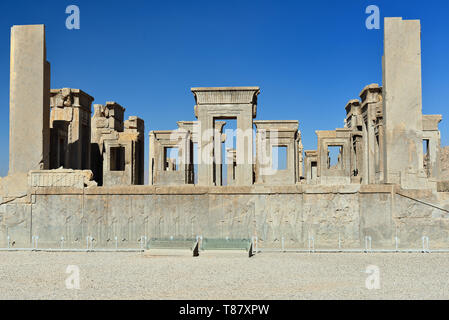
[{"xmin": 1, "ymin": 185, "xmax": 449, "ymax": 249}]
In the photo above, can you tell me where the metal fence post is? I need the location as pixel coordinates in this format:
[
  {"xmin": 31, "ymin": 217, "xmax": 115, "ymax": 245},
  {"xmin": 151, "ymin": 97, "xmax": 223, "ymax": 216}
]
[
  {"xmin": 31, "ymin": 236, "xmax": 39, "ymax": 250},
  {"xmin": 338, "ymin": 233, "xmax": 341, "ymax": 250},
  {"xmin": 86, "ymin": 236, "xmax": 93, "ymax": 251},
  {"xmin": 422, "ymin": 236, "xmax": 430, "ymax": 253},
  {"xmin": 365, "ymin": 236, "xmax": 372, "ymax": 253},
  {"xmin": 308, "ymin": 235, "xmax": 315, "ymax": 253},
  {"xmin": 195, "ymin": 235, "xmax": 203, "ymax": 252},
  {"xmin": 140, "ymin": 235, "xmax": 147, "ymax": 250}
]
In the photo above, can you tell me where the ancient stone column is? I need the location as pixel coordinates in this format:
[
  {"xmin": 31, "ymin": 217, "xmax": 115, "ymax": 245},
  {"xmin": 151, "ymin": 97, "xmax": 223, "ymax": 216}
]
[
  {"xmin": 236, "ymin": 108, "xmax": 255, "ymax": 186},
  {"xmin": 296, "ymin": 130, "xmax": 303, "ymax": 181},
  {"xmin": 9, "ymin": 25, "xmax": 50, "ymax": 174},
  {"xmin": 213, "ymin": 121, "xmax": 226, "ymax": 186},
  {"xmin": 226, "ymin": 148, "xmax": 236, "ymax": 186},
  {"xmin": 382, "ymin": 18, "xmax": 423, "ymax": 184}
]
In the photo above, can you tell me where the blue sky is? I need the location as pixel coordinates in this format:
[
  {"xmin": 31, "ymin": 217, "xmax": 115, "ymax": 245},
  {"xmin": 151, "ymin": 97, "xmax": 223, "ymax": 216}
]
[{"xmin": 0, "ymin": 0, "xmax": 448, "ymax": 178}]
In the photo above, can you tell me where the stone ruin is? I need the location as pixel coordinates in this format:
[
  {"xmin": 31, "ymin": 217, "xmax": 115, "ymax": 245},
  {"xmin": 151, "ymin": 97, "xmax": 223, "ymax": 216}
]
[{"xmin": 2, "ymin": 18, "xmax": 449, "ymax": 250}]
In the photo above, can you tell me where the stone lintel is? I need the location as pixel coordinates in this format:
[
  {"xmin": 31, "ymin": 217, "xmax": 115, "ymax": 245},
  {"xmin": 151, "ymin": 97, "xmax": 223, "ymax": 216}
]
[
  {"xmin": 359, "ymin": 83, "xmax": 382, "ymax": 101},
  {"xmin": 304, "ymin": 150, "xmax": 318, "ymax": 157},
  {"xmin": 150, "ymin": 129, "xmax": 189, "ymax": 141},
  {"xmin": 254, "ymin": 120, "xmax": 299, "ymax": 132},
  {"xmin": 316, "ymin": 129, "xmax": 351, "ymax": 139},
  {"xmin": 177, "ymin": 120, "xmax": 198, "ymax": 128},
  {"xmin": 345, "ymin": 99, "xmax": 361, "ymax": 115},
  {"xmin": 422, "ymin": 114, "xmax": 442, "ymax": 131},
  {"xmin": 191, "ymin": 86, "xmax": 260, "ymax": 106}
]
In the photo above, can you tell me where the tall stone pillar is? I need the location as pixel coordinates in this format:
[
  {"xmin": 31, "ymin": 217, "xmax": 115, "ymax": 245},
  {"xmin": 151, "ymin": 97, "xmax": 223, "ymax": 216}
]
[
  {"xmin": 214, "ymin": 121, "xmax": 226, "ymax": 186},
  {"xmin": 382, "ymin": 18, "xmax": 423, "ymax": 184},
  {"xmin": 197, "ymin": 111, "xmax": 214, "ymax": 186},
  {"xmin": 359, "ymin": 84, "xmax": 383, "ymax": 184},
  {"xmin": 296, "ymin": 130, "xmax": 303, "ymax": 180},
  {"xmin": 9, "ymin": 25, "xmax": 50, "ymax": 174},
  {"xmin": 226, "ymin": 148, "xmax": 236, "ymax": 186},
  {"xmin": 236, "ymin": 110, "xmax": 254, "ymax": 186}
]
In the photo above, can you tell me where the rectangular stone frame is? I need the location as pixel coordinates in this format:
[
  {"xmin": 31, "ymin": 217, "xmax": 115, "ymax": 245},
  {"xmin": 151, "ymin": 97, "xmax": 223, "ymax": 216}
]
[
  {"xmin": 191, "ymin": 87, "xmax": 259, "ymax": 186},
  {"xmin": 254, "ymin": 120, "xmax": 299, "ymax": 185},
  {"xmin": 50, "ymin": 88, "xmax": 94, "ymax": 170},
  {"xmin": 149, "ymin": 130, "xmax": 191, "ymax": 185},
  {"xmin": 316, "ymin": 129, "xmax": 351, "ymax": 185},
  {"xmin": 103, "ymin": 140, "xmax": 132, "ymax": 186}
]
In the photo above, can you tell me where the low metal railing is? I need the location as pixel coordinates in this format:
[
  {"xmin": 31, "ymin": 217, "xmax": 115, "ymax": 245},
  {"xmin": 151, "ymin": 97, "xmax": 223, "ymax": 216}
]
[{"xmin": 1, "ymin": 234, "xmax": 448, "ymax": 254}]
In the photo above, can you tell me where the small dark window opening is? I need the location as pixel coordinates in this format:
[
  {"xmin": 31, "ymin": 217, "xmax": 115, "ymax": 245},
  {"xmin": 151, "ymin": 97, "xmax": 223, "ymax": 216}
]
[
  {"xmin": 311, "ymin": 161, "xmax": 317, "ymax": 179},
  {"xmin": 423, "ymin": 139, "xmax": 430, "ymax": 176},
  {"xmin": 110, "ymin": 146, "xmax": 125, "ymax": 171},
  {"xmin": 58, "ymin": 138, "xmax": 65, "ymax": 168}
]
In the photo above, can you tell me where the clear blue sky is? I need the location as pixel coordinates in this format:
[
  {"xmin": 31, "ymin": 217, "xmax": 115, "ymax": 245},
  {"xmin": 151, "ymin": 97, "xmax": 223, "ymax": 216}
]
[{"xmin": 0, "ymin": 0, "xmax": 448, "ymax": 177}]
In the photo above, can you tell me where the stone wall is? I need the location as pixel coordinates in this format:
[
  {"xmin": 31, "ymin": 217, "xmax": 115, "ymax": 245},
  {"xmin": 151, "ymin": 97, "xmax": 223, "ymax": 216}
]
[
  {"xmin": 1, "ymin": 185, "xmax": 449, "ymax": 250},
  {"xmin": 440, "ymin": 146, "xmax": 449, "ymax": 180}
]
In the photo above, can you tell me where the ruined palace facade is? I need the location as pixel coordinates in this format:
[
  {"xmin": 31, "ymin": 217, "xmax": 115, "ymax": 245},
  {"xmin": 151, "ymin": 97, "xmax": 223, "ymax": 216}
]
[{"xmin": 2, "ymin": 18, "xmax": 449, "ymax": 250}]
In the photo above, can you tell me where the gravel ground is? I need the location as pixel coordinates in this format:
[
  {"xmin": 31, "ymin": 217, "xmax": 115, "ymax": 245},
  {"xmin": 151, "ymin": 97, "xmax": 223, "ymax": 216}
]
[{"xmin": 0, "ymin": 251, "xmax": 448, "ymax": 299}]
